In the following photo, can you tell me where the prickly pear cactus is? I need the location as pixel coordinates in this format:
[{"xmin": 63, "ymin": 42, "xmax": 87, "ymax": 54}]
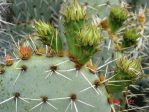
[
  {"xmin": 0, "ymin": 0, "xmax": 148, "ymax": 112},
  {"xmin": 0, "ymin": 1, "xmax": 112, "ymax": 112}
]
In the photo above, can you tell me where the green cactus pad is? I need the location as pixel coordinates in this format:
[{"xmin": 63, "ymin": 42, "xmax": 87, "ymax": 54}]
[{"xmin": 0, "ymin": 55, "xmax": 111, "ymax": 112}]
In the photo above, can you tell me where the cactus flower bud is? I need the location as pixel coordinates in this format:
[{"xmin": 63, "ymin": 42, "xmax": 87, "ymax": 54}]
[
  {"xmin": 34, "ymin": 21, "xmax": 55, "ymax": 37},
  {"xmin": 77, "ymin": 25, "xmax": 101, "ymax": 46},
  {"xmin": 109, "ymin": 6, "xmax": 128, "ymax": 32},
  {"xmin": 62, "ymin": 0, "xmax": 86, "ymax": 21},
  {"xmin": 122, "ymin": 28, "xmax": 139, "ymax": 47},
  {"xmin": 34, "ymin": 21, "xmax": 62, "ymax": 51},
  {"xmin": 116, "ymin": 57, "xmax": 142, "ymax": 79},
  {"xmin": 19, "ymin": 47, "xmax": 31, "ymax": 60}
]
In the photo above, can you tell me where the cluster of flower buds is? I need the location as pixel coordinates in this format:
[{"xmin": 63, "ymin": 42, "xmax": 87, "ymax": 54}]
[
  {"xmin": 62, "ymin": 0, "xmax": 86, "ymax": 21},
  {"xmin": 116, "ymin": 57, "xmax": 142, "ymax": 78},
  {"xmin": 77, "ymin": 25, "xmax": 101, "ymax": 46},
  {"xmin": 34, "ymin": 21, "xmax": 56, "ymax": 37}
]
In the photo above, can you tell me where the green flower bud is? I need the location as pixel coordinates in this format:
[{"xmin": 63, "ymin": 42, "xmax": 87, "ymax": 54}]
[
  {"xmin": 109, "ymin": 6, "xmax": 128, "ymax": 32},
  {"xmin": 124, "ymin": 29, "xmax": 138, "ymax": 41},
  {"xmin": 116, "ymin": 57, "xmax": 142, "ymax": 79},
  {"xmin": 62, "ymin": 0, "xmax": 86, "ymax": 21},
  {"xmin": 34, "ymin": 21, "xmax": 56, "ymax": 37},
  {"xmin": 122, "ymin": 28, "xmax": 139, "ymax": 47},
  {"xmin": 77, "ymin": 25, "xmax": 102, "ymax": 46},
  {"xmin": 34, "ymin": 21, "xmax": 62, "ymax": 51},
  {"xmin": 107, "ymin": 57, "xmax": 142, "ymax": 93}
]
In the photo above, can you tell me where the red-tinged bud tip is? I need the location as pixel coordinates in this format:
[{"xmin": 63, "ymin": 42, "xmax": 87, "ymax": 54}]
[{"xmin": 19, "ymin": 47, "xmax": 31, "ymax": 60}]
